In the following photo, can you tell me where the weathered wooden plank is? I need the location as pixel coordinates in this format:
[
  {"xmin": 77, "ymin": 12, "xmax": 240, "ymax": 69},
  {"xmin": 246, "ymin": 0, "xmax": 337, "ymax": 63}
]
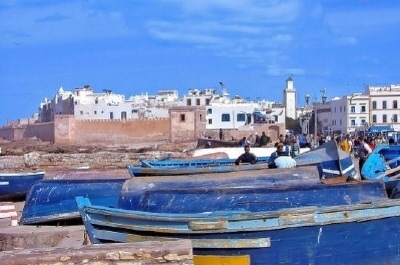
[{"xmin": 0, "ymin": 240, "xmax": 193, "ymax": 265}]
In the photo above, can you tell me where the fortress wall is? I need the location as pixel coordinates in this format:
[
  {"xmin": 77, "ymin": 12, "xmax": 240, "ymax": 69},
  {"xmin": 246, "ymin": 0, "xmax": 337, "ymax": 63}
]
[
  {"xmin": 73, "ymin": 118, "xmax": 170, "ymax": 145},
  {"xmin": 0, "ymin": 126, "xmax": 17, "ymax": 140},
  {"xmin": 169, "ymin": 108, "xmax": 204, "ymax": 143},
  {"xmin": 24, "ymin": 122, "xmax": 55, "ymax": 142}
]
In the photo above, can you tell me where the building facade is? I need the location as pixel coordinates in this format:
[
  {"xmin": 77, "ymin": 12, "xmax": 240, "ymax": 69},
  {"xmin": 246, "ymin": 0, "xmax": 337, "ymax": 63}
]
[
  {"xmin": 283, "ymin": 77, "xmax": 296, "ymax": 120},
  {"xmin": 366, "ymin": 84, "xmax": 400, "ymax": 131}
]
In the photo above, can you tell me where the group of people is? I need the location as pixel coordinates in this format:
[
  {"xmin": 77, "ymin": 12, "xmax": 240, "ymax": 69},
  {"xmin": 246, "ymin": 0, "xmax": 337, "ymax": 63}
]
[
  {"xmin": 237, "ymin": 132, "xmax": 271, "ymax": 147},
  {"xmin": 234, "ymin": 142, "xmax": 296, "ymax": 169}
]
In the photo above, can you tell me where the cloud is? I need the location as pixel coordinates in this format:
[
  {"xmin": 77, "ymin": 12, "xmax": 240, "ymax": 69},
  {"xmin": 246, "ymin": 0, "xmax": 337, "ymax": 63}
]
[
  {"xmin": 325, "ymin": 7, "xmax": 400, "ymax": 36},
  {"xmin": 266, "ymin": 65, "xmax": 305, "ymax": 76},
  {"xmin": 35, "ymin": 13, "xmax": 71, "ymax": 23},
  {"xmin": 0, "ymin": 2, "xmax": 134, "ymax": 46},
  {"xmin": 145, "ymin": 1, "xmax": 302, "ymax": 76}
]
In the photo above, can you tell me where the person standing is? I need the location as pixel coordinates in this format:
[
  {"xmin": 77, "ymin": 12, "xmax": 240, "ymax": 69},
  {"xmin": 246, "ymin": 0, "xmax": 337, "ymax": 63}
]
[
  {"xmin": 340, "ymin": 134, "xmax": 351, "ymax": 154},
  {"xmin": 219, "ymin": 128, "xmax": 224, "ymax": 140},
  {"xmin": 254, "ymin": 132, "xmax": 260, "ymax": 147},
  {"xmin": 235, "ymin": 145, "xmax": 258, "ymax": 165},
  {"xmin": 368, "ymin": 138, "xmax": 377, "ymax": 151},
  {"xmin": 357, "ymin": 136, "xmax": 372, "ymax": 177},
  {"xmin": 260, "ymin": 132, "xmax": 268, "ymax": 147}
]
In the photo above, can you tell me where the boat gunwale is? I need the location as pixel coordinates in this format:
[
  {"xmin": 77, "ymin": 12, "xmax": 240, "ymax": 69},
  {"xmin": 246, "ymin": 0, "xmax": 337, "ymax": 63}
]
[{"xmin": 78, "ymin": 197, "xmax": 400, "ymax": 234}]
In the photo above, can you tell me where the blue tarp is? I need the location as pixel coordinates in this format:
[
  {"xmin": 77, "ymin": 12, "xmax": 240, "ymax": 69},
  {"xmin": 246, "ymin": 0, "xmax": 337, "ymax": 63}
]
[{"xmin": 368, "ymin": 125, "xmax": 392, "ymax": 133}]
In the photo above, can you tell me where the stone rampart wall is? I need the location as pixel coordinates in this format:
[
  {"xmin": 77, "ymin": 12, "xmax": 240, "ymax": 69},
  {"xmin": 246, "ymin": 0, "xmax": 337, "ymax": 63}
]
[
  {"xmin": 0, "ymin": 126, "xmax": 15, "ymax": 140},
  {"xmin": 23, "ymin": 122, "xmax": 54, "ymax": 142},
  {"xmin": 0, "ymin": 122, "xmax": 54, "ymax": 142},
  {"xmin": 74, "ymin": 118, "xmax": 170, "ymax": 145}
]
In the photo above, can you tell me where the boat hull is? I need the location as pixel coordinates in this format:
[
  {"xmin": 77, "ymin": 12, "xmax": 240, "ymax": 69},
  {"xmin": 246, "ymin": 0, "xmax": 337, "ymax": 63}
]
[
  {"xmin": 0, "ymin": 171, "xmax": 45, "ymax": 200},
  {"xmin": 139, "ymin": 156, "xmax": 270, "ymax": 168},
  {"xmin": 77, "ymin": 197, "xmax": 400, "ymax": 265},
  {"xmin": 21, "ymin": 178, "xmax": 127, "ymax": 224},
  {"xmin": 128, "ymin": 162, "xmax": 270, "ymax": 177}
]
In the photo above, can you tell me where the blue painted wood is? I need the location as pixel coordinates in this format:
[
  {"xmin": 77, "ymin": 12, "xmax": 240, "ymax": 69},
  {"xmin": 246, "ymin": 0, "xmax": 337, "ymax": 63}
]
[
  {"xmin": 362, "ymin": 145, "xmax": 400, "ymax": 181},
  {"xmin": 118, "ymin": 166, "xmax": 384, "ymax": 214},
  {"xmin": 294, "ymin": 140, "xmax": 356, "ymax": 180},
  {"xmin": 0, "ymin": 171, "xmax": 45, "ymax": 200},
  {"xmin": 128, "ymin": 162, "xmax": 271, "ymax": 176},
  {"xmin": 21, "ymin": 178, "xmax": 127, "ymax": 224},
  {"xmin": 76, "ymin": 177, "xmax": 400, "ymax": 264},
  {"xmin": 139, "ymin": 156, "xmax": 270, "ymax": 168}
]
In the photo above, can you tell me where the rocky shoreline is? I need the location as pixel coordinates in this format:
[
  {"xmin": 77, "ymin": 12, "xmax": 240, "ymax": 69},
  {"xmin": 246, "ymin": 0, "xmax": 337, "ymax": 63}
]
[{"xmin": 0, "ymin": 138, "xmax": 197, "ymax": 172}]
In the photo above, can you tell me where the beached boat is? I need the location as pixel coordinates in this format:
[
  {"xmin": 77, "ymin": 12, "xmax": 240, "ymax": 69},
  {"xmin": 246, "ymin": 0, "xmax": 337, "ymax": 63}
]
[
  {"xmin": 196, "ymin": 138, "xmax": 239, "ymax": 148},
  {"xmin": 0, "ymin": 171, "xmax": 45, "ymax": 200},
  {"xmin": 361, "ymin": 144, "xmax": 400, "ymax": 195},
  {"xmin": 21, "ymin": 169, "xmax": 130, "ymax": 224},
  {"xmin": 128, "ymin": 162, "xmax": 270, "ymax": 177},
  {"xmin": 294, "ymin": 140, "xmax": 357, "ymax": 181},
  {"xmin": 76, "ymin": 166, "xmax": 400, "ymax": 264},
  {"xmin": 139, "ymin": 156, "xmax": 270, "ymax": 168}
]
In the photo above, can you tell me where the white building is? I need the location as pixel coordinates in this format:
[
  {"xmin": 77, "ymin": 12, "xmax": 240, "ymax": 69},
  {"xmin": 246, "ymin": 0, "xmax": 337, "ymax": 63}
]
[
  {"xmin": 283, "ymin": 77, "xmax": 296, "ymax": 119},
  {"xmin": 39, "ymin": 85, "xmax": 180, "ymax": 121},
  {"xmin": 366, "ymin": 84, "xmax": 400, "ymax": 131},
  {"xmin": 326, "ymin": 94, "xmax": 370, "ymax": 134}
]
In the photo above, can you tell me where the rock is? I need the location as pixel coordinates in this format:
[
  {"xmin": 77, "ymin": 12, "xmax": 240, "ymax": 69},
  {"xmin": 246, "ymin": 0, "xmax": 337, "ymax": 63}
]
[{"xmin": 23, "ymin": 152, "xmax": 40, "ymax": 168}]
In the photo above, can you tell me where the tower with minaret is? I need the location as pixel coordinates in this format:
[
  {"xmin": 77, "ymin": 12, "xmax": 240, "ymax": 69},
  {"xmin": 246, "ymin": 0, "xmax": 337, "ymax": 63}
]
[{"xmin": 283, "ymin": 76, "xmax": 297, "ymax": 120}]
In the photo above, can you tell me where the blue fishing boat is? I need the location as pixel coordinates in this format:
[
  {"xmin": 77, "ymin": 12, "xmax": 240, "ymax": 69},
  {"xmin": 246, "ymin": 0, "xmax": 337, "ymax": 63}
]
[
  {"xmin": 139, "ymin": 156, "xmax": 270, "ymax": 168},
  {"xmin": 21, "ymin": 169, "xmax": 130, "ymax": 224},
  {"xmin": 128, "ymin": 162, "xmax": 270, "ymax": 176},
  {"xmin": 294, "ymin": 140, "xmax": 356, "ymax": 181},
  {"xmin": 0, "ymin": 171, "xmax": 45, "ymax": 200},
  {"xmin": 76, "ymin": 166, "xmax": 400, "ymax": 264},
  {"xmin": 361, "ymin": 144, "xmax": 400, "ymax": 194}
]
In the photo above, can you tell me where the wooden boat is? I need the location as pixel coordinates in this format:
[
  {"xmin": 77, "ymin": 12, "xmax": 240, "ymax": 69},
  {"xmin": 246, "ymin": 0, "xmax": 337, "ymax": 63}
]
[
  {"xmin": 128, "ymin": 162, "xmax": 270, "ymax": 177},
  {"xmin": 193, "ymin": 146, "xmax": 310, "ymax": 159},
  {"xmin": 21, "ymin": 169, "xmax": 130, "ymax": 224},
  {"xmin": 196, "ymin": 138, "xmax": 239, "ymax": 148},
  {"xmin": 0, "ymin": 171, "xmax": 45, "ymax": 200},
  {"xmin": 361, "ymin": 145, "xmax": 400, "ymax": 195},
  {"xmin": 294, "ymin": 140, "xmax": 357, "ymax": 181},
  {"xmin": 76, "ymin": 166, "xmax": 400, "ymax": 264},
  {"xmin": 139, "ymin": 156, "xmax": 270, "ymax": 168}
]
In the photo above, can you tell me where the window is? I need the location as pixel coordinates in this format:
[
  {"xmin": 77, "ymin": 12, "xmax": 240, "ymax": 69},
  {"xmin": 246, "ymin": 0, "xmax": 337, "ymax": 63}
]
[
  {"xmin": 372, "ymin": 115, "xmax": 377, "ymax": 123},
  {"xmin": 205, "ymin": 98, "xmax": 211, "ymax": 105},
  {"xmin": 361, "ymin": 106, "xmax": 366, "ymax": 112},
  {"xmin": 361, "ymin": 119, "xmax": 366, "ymax": 126},
  {"xmin": 394, "ymin": 100, "xmax": 398, "ymax": 109},
  {"xmin": 383, "ymin": 114, "xmax": 387, "ymax": 123},
  {"xmin": 196, "ymin": 99, "xmax": 200, "ymax": 106},
  {"xmin": 372, "ymin": 101, "xmax": 377, "ymax": 109},
  {"xmin": 237, "ymin": 113, "xmax": 246, "ymax": 122},
  {"xmin": 186, "ymin": 99, "xmax": 191, "ymax": 106},
  {"xmin": 121, "ymin": 111, "xmax": 127, "ymax": 120},
  {"xmin": 351, "ymin": 119, "xmax": 355, "ymax": 126},
  {"xmin": 221, "ymin": 113, "xmax": 230, "ymax": 122},
  {"xmin": 80, "ymin": 111, "xmax": 83, "ymax": 115},
  {"xmin": 110, "ymin": 112, "xmax": 114, "ymax": 119},
  {"xmin": 180, "ymin": 114, "xmax": 186, "ymax": 122},
  {"xmin": 350, "ymin": 106, "xmax": 355, "ymax": 113},
  {"xmin": 383, "ymin": 101, "xmax": 387, "ymax": 109},
  {"xmin": 199, "ymin": 114, "xmax": 203, "ymax": 121},
  {"xmin": 207, "ymin": 108, "xmax": 212, "ymax": 114},
  {"xmin": 94, "ymin": 111, "xmax": 97, "ymax": 114},
  {"xmin": 208, "ymin": 119, "xmax": 212, "ymax": 124},
  {"xmin": 393, "ymin": 114, "xmax": 398, "ymax": 123}
]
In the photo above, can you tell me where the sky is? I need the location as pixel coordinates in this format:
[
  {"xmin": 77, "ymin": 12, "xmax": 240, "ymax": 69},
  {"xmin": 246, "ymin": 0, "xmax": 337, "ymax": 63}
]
[{"xmin": 1, "ymin": 0, "xmax": 400, "ymax": 125}]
